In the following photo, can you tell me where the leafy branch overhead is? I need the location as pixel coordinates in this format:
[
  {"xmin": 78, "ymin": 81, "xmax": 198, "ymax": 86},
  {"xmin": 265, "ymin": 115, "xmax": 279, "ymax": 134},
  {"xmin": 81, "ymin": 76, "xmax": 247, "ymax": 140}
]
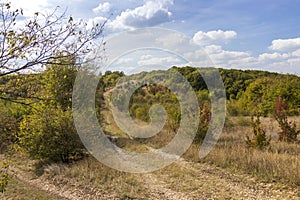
[{"xmin": 0, "ymin": 2, "xmax": 105, "ymax": 77}]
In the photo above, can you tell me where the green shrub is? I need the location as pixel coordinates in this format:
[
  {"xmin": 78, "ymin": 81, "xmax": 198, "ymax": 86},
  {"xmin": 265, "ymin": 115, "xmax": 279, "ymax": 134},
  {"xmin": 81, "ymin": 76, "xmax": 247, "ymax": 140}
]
[
  {"xmin": 18, "ymin": 106, "xmax": 86, "ymax": 163},
  {"xmin": 274, "ymin": 98, "xmax": 300, "ymax": 143},
  {"xmin": 246, "ymin": 115, "xmax": 271, "ymax": 149},
  {"xmin": 0, "ymin": 107, "xmax": 17, "ymax": 152},
  {"xmin": 0, "ymin": 100, "xmax": 27, "ymax": 153},
  {"xmin": 194, "ymin": 104, "xmax": 211, "ymax": 143},
  {"xmin": 0, "ymin": 160, "xmax": 9, "ymax": 193}
]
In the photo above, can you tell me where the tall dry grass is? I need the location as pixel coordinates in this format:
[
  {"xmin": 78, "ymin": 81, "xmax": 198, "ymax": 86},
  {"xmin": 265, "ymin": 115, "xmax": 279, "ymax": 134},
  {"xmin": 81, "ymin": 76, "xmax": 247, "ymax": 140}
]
[{"xmin": 184, "ymin": 117, "xmax": 300, "ymax": 187}]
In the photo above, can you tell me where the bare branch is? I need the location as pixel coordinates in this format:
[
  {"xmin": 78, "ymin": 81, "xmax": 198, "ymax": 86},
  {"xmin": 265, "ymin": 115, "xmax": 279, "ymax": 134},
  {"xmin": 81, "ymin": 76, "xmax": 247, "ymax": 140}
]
[{"xmin": 0, "ymin": 2, "xmax": 106, "ymax": 77}]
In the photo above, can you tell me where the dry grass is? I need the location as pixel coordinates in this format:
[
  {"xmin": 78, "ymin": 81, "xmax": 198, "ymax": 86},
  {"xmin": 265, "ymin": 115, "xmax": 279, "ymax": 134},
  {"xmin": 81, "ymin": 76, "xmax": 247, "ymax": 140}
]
[
  {"xmin": 3, "ymin": 152, "xmax": 152, "ymax": 199},
  {"xmin": 0, "ymin": 178, "xmax": 54, "ymax": 200},
  {"xmin": 193, "ymin": 116, "xmax": 300, "ymax": 187},
  {"xmin": 46, "ymin": 156, "xmax": 152, "ymax": 199}
]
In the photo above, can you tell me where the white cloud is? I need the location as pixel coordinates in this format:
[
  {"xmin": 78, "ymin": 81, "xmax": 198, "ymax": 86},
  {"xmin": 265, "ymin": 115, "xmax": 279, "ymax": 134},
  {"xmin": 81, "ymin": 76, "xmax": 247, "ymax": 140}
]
[
  {"xmin": 114, "ymin": 57, "xmax": 133, "ymax": 65},
  {"xmin": 196, "ymin": 45, "xmax": 300, "ymax": 74},
  {"xmin": 193, "ymin": 30, "xmax": 237, "ymax": 46},
  {"xmin": 269, "ymin": 38, "xmax": 300, "ymax": 52},
  {"xmin": 111, "ymin": 0, "xmax": 173, "ymax": 28},
  {"xmin": 92, "ymin": 2, "xmax": 111, "ymax": 15},
  {"xmin": 155, "ymin": 32, "xmax": 186, "ymax": 48},
  {"xmin": 185, "ymin": 45, "xmax": 257, "ymax": 68},
  {"xmin": 11, "ymin": 0, "xmax": 50, "ymax": 17},
  {"xmin": 204, "ymin": 45, "xmax": 223, "ymax": 54},
  {"xmin": 291, "ymin": 49, "xmax": 300, "ymax": 57},
  {"xmin": 258, "ymin": 52, "xmax": 289, "ymax": 61},
  {"xmin": 140, "ymin": 54, "xmax": 154, "ymax": 60},
  {"xmin": 287, "ymin": 57, "xmax": 300, "ymax": 66},
  {"xmin": 204, "ymin": 45, "xmax": 250, "ymax": 62},
  {"xmin": 90, "ymin": 0, "xmax": 174, "ymax": 33},
  {"xmin": 138, "ymin": 56, "xmax": 181, "ymax": 66},
  {"xmin": 86, "ymin": 16, "xmax": 108, "ymax": 29},
  {"xmin": 185, "ymin": 38, "xmax": 300, "ymax": 74},
  {"xmin": 184, "ymin": 45, "xmax": 242, "ymax": 61}
]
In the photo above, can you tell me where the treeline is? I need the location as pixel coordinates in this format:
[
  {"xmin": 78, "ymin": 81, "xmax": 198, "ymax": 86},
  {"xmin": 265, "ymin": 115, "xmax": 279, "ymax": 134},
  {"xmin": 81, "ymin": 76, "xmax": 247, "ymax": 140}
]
[
  {"xmin": 173, "ymin": 66, "xmax": 300, "ymax": 116},
  {"xmin": 120, "ymin": 66, "xmax": 299, "ymax": 118}
]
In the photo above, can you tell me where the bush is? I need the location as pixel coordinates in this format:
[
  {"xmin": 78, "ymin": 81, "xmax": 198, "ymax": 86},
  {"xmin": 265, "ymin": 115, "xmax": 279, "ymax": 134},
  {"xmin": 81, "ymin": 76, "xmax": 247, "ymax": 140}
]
[
  {"xmin": 0, "ymin": 160, "xmax": 9, "ymax": 193},
  {"xmin": 0, "ymin": 100, "xmax": 27, "ymax": 153},
  {"xmin": 194, "ymin": 104, "xmax": 211, "ymax": 143},
  {"xmin": 274, "ymin": 98, "xmax": 300, "ymax": 143},
  {"xmin": 18, "ymin": 106, "xmax": 86, "ymax": 163},
  {"xmin": 0, "ymin": 107, "xmax": 17, "ymax": 152},
  {"xmin": 246, "ymin": 115, "xmax": 271, "ymax": 149}
]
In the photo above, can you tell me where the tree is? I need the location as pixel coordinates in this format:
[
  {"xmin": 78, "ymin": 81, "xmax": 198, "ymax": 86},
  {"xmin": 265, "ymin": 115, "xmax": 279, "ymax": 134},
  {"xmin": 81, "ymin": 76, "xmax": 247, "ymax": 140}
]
[
  {"xmin": 18, "ymin": 106, "xmax": 86, "ymax": 163},
  {"xmin": 16, "ymin": 60, "xmax": 86, "ymax": 163},
  {"xmin": 0, "ymin": 2, "xmax": 105, "ymax": 99},
  {"xmin": 239, "ymin": 77, "xmax": 276, "ymax": 116},
  {"xmin": 42, "ymin": 58, "xmax": 78, "ymax": 110}
]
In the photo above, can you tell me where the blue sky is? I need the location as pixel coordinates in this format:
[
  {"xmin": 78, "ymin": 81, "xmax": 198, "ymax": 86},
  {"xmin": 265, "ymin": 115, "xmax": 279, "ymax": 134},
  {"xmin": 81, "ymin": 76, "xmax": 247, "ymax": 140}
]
[{"xmin": 13, "ymin": 0, "xmax": 300, "ymax": 74}]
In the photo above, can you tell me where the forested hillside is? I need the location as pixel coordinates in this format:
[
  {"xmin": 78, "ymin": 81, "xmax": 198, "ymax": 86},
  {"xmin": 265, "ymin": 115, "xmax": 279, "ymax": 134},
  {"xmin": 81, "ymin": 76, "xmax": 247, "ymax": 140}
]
[
  {"xmin": 106, "ymin": 66, "xmax": 300, "ymax": 120},
  {"xmin": 173, "ymin": 67, "xmax": 300, "ymax": 116}
]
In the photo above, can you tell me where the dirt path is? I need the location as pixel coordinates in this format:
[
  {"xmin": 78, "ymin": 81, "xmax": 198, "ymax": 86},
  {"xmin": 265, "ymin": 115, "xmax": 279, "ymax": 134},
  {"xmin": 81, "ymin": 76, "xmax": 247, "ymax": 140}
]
[
  {"xmin": 2, "ymin": 149, "xmax": 299, "ymax": 200},
  {"xmin": 135, "ymin": 148, "xmax": 299, "ymax": 200},
  {"xmin": 142, "ymin": 173, "xmax": 192, "ymax": 200},
  {"xmin": 1, "ymin": 154, "xmax": 117, "ymax": 200},
  {"xmin": 172, "ymin": 159, "xmax": 298, "ymax": 199}
]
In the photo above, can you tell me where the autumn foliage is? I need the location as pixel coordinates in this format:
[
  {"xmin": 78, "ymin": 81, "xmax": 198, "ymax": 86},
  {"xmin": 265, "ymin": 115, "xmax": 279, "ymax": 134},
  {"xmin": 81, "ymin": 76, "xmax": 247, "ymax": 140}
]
[{"xmin": 274, "ymin": 98, "xmax": 299, "ymax": 142}]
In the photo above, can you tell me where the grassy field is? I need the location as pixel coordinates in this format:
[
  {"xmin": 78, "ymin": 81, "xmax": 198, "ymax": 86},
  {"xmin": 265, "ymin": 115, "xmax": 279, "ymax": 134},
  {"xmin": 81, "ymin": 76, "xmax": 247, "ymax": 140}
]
[
  {"xmin": 1, "ymin": 116, "xmax": 300, "ymax": 199},
  {"xmin": 184, "ymin": 116, "xmax": 300, "ymax": 187}
]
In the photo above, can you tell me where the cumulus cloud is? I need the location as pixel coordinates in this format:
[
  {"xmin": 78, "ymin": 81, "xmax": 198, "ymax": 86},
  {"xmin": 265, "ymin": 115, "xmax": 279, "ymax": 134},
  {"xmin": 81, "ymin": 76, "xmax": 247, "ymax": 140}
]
[
  {"xmin": 186, "ymin": 36, "xmax": 300, "ymax": 74},
  {"xmin": 92, "ymin": 2, "xmax": 111, "ymax": 15},
  {"xmin": 155, "ymin": 32, "xmax": 186, "ymax": 48},
  {"xmin": 269, "ymin": 38, "xmax": 300, "ymax": 52},
  {"xmin": 291, "ymin": 49, "xmax": 300, "ymax": 57},
  {"xmin": 138, "ymin": 56, "xmax": 181, "ymax": 66},
  {"xmin": 114, "ymin": 57, "xmax": 133, "ymax": 65},
  {"xmin": 258, "ymin": 52, "xmax": 289, "ymax": 61},
  {"xmin": 87, "ymin": 0, "xmax": 174, "ymax": 33},
  {"xmin": 140, "ymin": 54, "xmax": 154, "ymax": 60},
  {"xmin": 204, "ymin": 45, "xmax": 251, "ymax": 65},
  {"xmin": 193, "ymin": 30, "xmax": 237, "ymax": 46},
  {"xmin": 203, "ymin": 45, "xmax": 250, "ymax": 59},
  {"xmin": 111, "ymin": 0, "xmax": 173, "ymax": 28},
  {"xmin": 287, "ymin": 57, "xmax": 300, "ymax": 67},
  {"xmin": 189, "ymin": 43, "xmax": 300, "ymax": 74},
  {"xmin": 86, "ymin": 16, "xmax": 108, "ymax": 29},
  {"xmin": 184, "ymin": 45, "xmax": 253, "ymax": 67}
]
